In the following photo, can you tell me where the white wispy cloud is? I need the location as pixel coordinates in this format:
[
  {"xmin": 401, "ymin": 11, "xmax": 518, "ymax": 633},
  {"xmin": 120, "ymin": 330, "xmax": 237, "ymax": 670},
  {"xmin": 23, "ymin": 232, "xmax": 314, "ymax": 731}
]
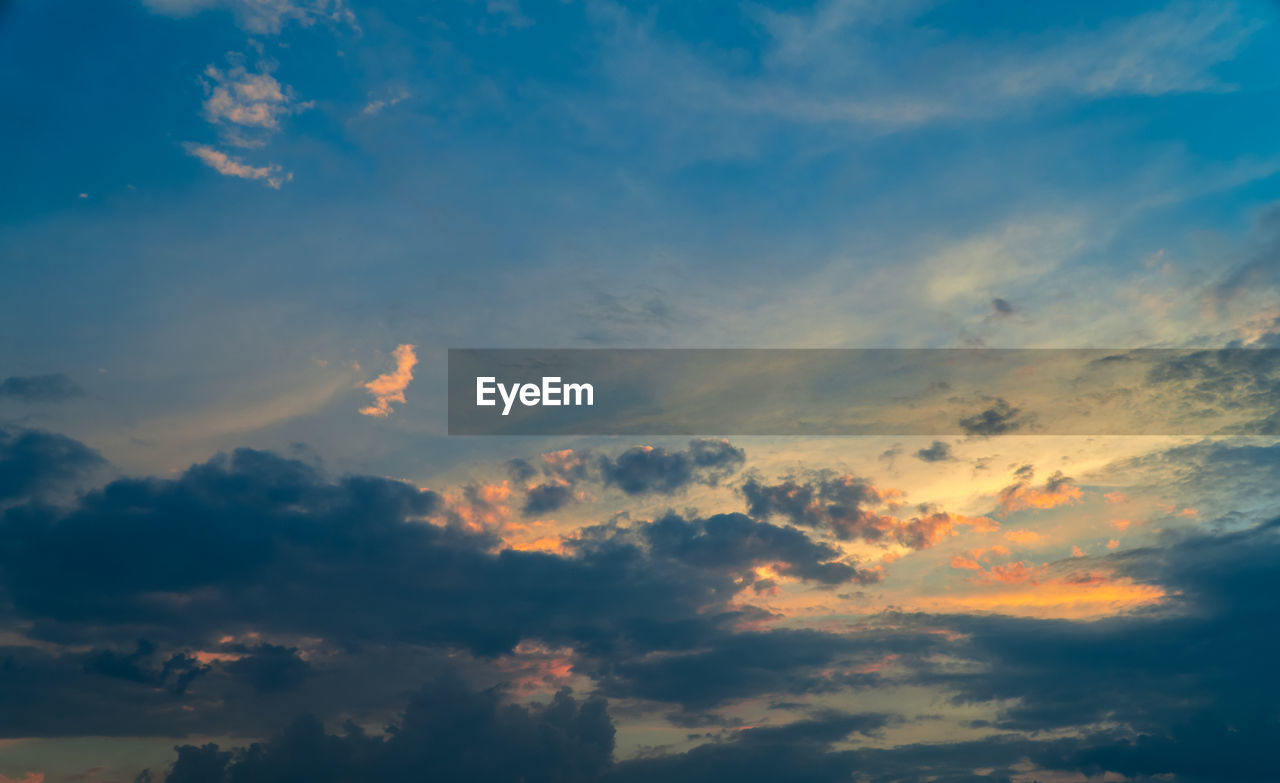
[
  {"xmin": 359, "ymin": 344, "xmax": 418, "ymax": 418},
  {"xmin": 184, "ymin": 143, "xmax": 291, "ymax": 188},
  {"xmin": 596, "ymin": 0, "xmax": 1259, "ymax": 133},
  {"xmin": 142, "ymin": 0, "xmax": 355, "ymax": 35},
  {"xmin": 360, "ymin": 88, "xmax": 411, "ymax": 117}
]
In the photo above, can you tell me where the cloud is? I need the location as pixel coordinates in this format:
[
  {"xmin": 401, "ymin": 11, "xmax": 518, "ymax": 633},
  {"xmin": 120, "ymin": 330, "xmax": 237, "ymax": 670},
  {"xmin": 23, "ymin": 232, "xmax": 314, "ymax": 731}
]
[
  {"xmin": 143, "ymin": 0, "xmax": 355, "ymax": 36},
  {"xmin": 913, "ymin": 441, "xmax": 952, "ymax": 462},
  {"xmin": 360, "ymin": 88, "xmax": 411, "ymax": 117},
  {"xmin": 998, "ymin": 471, "xmax": 1082, "ymax": 514},
  {"xmin": 8, "ymin": 429, "xmax": 1280, "ymax": 781},
  {"xmin": 0, "ymin": 373, "xmax": 83, "ymax": 402},
  {"xmin": 0, "ymin": 429, "xmax": 104, "ymax": 502},
  {"xmin": 599, "ymin": 439, "xmax": 745, "ymax": 495},
  {"xmin": 742, "ymin": 473, "xmax": 888, "ymax": 539},
  {"xmin": 359, "ymin": 344, "xmax": 417, "ymax": 417},
  {"xmin": 624, "ymin": 512, "xmax": 883, "ymax": 587},
  {"xmin": 147, "ymin": 679, "xmax": 612, "ymax": 783},
  {"xmin": 742, "ymin": 473, "xmax": 992, "ymax": 549},
  {"xmin": 522, "ymin": 481, "xmax": 574, "ymax": 515},
  {"xmin": 184, "ymin": 143, "xmax": 290, "ymax": 188},
  {"xmin": 0, "ymin": 436, "xmax": 899, "ymax": 733},
  {"xmin": 597, "ymin": 0, "xmax": 1258, "ymax": 142},
  {"xmin": 202, "ymin": 60, "xmax": 301, "ymax": 136},
  {"xmin": 225, "ymin": 644, "xmax": 310, "ymax": 694},
  {"xmin": 958, "ymin": 398, "xmax": 1022, "ymax": 436}
]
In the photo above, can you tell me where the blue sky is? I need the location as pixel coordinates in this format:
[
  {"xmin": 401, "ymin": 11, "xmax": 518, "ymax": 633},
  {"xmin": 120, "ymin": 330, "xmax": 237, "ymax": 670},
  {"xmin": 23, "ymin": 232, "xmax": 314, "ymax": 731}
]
[
  {"xmin": 4, "ymin": 2, "xmax": 1280, "ymax": 782},
  {"xmin": 4, "ymin": 0, "xmax": 1280, "ymax": 479}
]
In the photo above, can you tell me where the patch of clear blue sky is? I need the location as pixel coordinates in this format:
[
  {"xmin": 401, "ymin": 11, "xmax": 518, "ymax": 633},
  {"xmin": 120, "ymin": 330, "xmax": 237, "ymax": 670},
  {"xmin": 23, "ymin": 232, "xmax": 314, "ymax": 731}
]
[{"xmin": 3, "ymin": 0, "xmax": 1280, "ymax": 475}]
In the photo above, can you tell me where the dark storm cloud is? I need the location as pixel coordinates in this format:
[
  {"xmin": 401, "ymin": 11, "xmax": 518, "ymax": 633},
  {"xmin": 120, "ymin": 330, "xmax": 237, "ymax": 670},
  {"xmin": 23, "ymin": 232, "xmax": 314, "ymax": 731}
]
[
  {"xmin": 0, "ymin": 373, "xmax": 84, "ymax": 402},
  {"xmin": 226, "ymin": 644, "xmax": 311, "ymax": 694},
  {"xmin": 990, "ymin": 297, "xmax": 1015, "ymax": 316},
  {"xmin": 150, "ymin": 680, "xmax": 615, "ymax": 783},
  {"xmin": 12, "ymin": 431, "xmax": 1280, "ymax": 782},
  {"xmin": 0, "ymin": 644, "xmax": 213, "ymax": 736},
  {"xmin": 523, "ymin": 481, "xmax": 574, "ymax": 514},
  {"xmin": 0, "ymin": 434, "xmax": 884, "ymax": 736},
  {"xmin": 957, "ymin": 398, "xmax": 1022, "ymax": 436},
  {"xmin": 146, "ymin": 677, "xmax": 902, "ymax": 783},
  {"xmin": 599, "ymin": 439, "xmax": 745, "ymax": 495},
  {"xmin": 592, "ymin": 627, "xmax": 917, "ymax": 711},
  {"xmin": 611, "ymin": 711, "xmax": 893, "ymax": 783},
  {"xmin": 0, "ymin": 428, "xmax": 104, "ymax": 501},
  {"xmin": 914, "ymin": 440, "xmax": 953, "ymax": 462},
  {"xmin": 0, "ymin": 445, "xmax": 756, "ymax": 658},
  {"xmin": 633, "ymin": 513, "xmax": 882, "ymax": 587},
  {"xmin": 875, "ymin": 517, "xmax": 1280, "ymax": 781}
]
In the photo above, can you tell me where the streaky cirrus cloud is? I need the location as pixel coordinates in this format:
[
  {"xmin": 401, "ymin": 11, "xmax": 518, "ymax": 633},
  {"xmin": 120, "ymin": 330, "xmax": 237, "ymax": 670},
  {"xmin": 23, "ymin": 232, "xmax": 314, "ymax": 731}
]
[{"xmin": 359, "ymin": 344, "xmax": 417, "ymax": 417}]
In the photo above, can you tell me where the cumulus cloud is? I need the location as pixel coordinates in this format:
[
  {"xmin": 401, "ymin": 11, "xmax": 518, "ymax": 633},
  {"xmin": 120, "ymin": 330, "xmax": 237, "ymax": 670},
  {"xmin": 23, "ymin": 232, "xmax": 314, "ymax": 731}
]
[
  {"xmin": 522, "ymin": 480, "xmax": 574, "ymax": 515},
  {"xmin": 600, "ymin": 439, "xmax": 746, "ymax": 495},
  {"xmin": 0, "ymin": 429, "xmax": 103, "ymax": 502},
  {"xmin": 148, "ymin": 679, "xmax": 613, "ymax": 783},
  {"xmin": 913, "ymin": 440, "xmax": 952, "ymax": 462},
  {"xmin": 359, "ymin": 344, "xmax": 417, "ymax": 417},
  {"xmin": 202, "ymin": 60, "xmax": 301, "ymax": 136}
]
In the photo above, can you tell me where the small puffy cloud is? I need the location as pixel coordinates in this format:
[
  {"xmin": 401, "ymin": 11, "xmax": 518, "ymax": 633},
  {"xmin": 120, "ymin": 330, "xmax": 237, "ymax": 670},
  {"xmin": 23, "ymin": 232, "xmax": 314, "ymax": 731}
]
[
  {"xmin": 184, "ymin": 143, "xmax": 290, "ymax": 188},
  {"xmin": 914, "ymin": 440, "xmax": 953, "ymax": 462},
  {"xmin": 599, "ymin": 439, "xmax": 745, "ymax": 495},
  {"xmin": 202, "ymin": 60, "xmax": 299, "ymax": 135},
  {"xmin": 359, "ymin": 344, "xmax": 418, "ymax": 417},
  {"xmin": 522, "ymin": 480, "xmax": 574, "ymax": 515},
  {"xmin": 959, "ymin": 398, "xmax": 1023, "ymax": 436},
  {"xmin": 0, "ymin": 373, "xmax": 83, "ymax": 402}
]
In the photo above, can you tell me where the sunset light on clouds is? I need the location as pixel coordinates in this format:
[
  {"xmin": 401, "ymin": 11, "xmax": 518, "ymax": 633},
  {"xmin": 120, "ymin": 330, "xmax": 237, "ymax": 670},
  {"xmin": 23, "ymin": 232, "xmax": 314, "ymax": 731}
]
[{"xmin": 3, "ymin": 1, "xmax": 1280, "ymax": 781}]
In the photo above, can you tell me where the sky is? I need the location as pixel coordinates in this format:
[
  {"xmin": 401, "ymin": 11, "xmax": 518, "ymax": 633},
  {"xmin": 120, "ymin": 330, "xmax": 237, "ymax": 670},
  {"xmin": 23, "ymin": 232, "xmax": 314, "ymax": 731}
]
[{"xmin": 2, "ymin": 0, "xmax": 1280, "ymax": 781}]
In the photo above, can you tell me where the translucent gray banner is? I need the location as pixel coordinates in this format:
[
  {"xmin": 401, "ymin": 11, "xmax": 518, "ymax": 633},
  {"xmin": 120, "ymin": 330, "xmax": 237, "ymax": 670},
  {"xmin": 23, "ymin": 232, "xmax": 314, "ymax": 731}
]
[{"xmin": 447, "ymin": 348, "xmax": 1280, "ymax": 436}]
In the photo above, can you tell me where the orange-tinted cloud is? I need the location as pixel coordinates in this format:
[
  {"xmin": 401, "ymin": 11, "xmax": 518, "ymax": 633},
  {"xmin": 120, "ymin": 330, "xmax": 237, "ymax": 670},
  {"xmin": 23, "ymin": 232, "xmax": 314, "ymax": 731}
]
[
  {"xmin": 359, "ymin": 344, "xmax": 417, "ymax": 417},
  {"xmin": 1004, "ymin": 529, "xmax": 1042, "ymax": 544},
  {"xmin": 998, "ymin": 471, "xmax": 1082, "ymax": 514},
  {"xmin": 926, "ymin": 569, "xmax": 1165, "ymax": 619}
]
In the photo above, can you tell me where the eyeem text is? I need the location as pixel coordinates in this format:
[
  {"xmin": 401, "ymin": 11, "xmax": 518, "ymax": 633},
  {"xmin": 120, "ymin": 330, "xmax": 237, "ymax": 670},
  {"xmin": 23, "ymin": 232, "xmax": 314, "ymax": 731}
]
[{"xmin": 476, "ymin": 376, "xmax": 594, "ymax": 416}]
